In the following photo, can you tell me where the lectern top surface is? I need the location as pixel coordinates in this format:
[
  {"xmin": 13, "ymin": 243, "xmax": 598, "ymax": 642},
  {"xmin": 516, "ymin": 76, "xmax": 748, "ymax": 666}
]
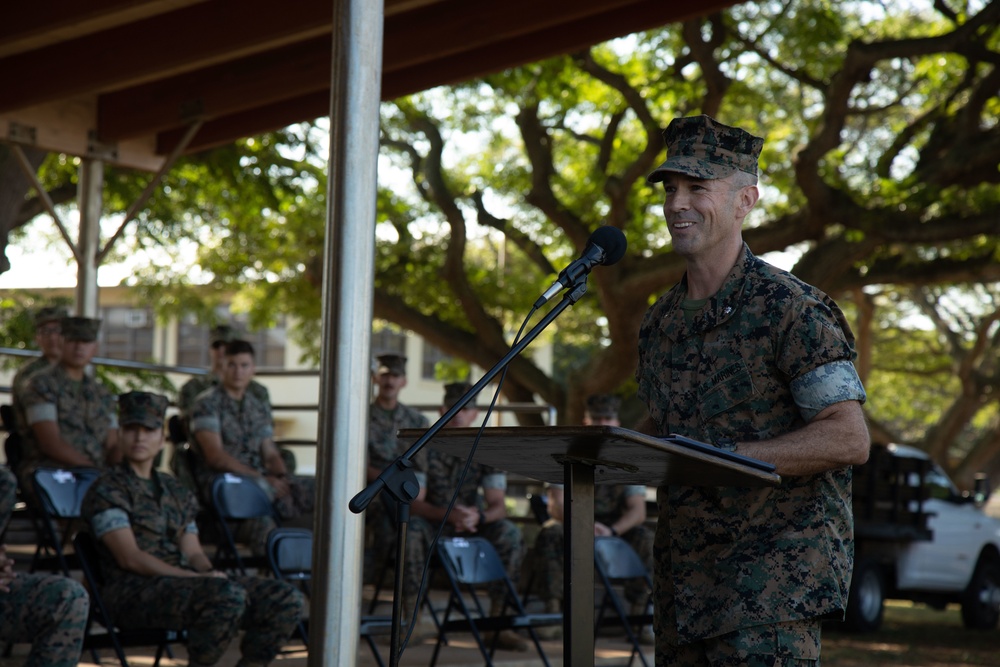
[{"xmin": 397, "ymin": 425, "xmax": 780, "ymax": 488}]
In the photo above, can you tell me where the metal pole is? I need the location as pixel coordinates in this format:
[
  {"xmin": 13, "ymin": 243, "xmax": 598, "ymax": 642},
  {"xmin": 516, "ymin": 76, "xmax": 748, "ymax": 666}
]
[
  {"xmin": 77, "ymin": 157, "xmax": 103, "ymax": 316},
  {"xmin": 310, "ymin": 0, "xmax": 384, "ymax": 665}
]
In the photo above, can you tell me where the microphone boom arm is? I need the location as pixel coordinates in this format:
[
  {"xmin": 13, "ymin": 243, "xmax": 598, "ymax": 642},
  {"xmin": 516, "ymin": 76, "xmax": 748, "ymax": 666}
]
[{"xmin": 350, "ymin": 276, "xmax": 590, "ymax": 514}]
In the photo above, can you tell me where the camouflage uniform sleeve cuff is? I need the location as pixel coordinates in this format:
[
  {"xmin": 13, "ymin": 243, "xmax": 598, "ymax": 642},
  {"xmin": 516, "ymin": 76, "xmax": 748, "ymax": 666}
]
[
  {"xmin": 790, "ymin": 360, "xmax": 867, "ymax": 422},
  {"xmin": 25, "ymin": 403, "xmax": 57, "ymax": 425},
  {"xmin": 91, "ymin": 508, "xmax": 130, "ymax": 538}
]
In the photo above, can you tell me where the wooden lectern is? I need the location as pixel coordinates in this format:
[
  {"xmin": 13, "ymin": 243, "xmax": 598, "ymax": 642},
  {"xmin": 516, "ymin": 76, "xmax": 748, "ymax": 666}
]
[{"xmin": 399, "ymin": 425, "xmax": 781, "ymax": 667}]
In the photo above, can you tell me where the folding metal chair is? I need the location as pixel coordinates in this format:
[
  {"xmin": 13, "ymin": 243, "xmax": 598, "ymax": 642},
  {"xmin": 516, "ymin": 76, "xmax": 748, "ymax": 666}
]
[
  {"xmin": 265, "ymin": 527, "xmax": 393, "ymax": 664},
  {"xmin": 594, "ymin": 535, "xmax": 654, "ymax": 667},
  {"xmin": 266, "ymin": 527, "xmax": 312, "ymax": 646},
  {"xmin": 432, "ymin": 536, "xmax": 561, "ymax": 667},
  {"xmin": 30, "ymin": 466, "xmax": 100, "ymax": 574},
  {"xmin": 74, "ymin": 531, "xmax": 186, "ymax": 667},
  {"xmin": 209, "ymin": 472, "xmax": 274, "ymax": 574}
]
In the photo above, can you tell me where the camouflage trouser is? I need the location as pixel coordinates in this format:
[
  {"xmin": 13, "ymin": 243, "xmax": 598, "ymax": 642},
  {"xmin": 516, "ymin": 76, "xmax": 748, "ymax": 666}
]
[
  {"xmin": 532, "ymin": 520, "xmax": 654, "ymax": 605},
  {"xmin": 378, "ymin": 513, "xmax": 523, "ymax": 610},
  {"xmin": 0, "ymin": 466, "xmax": 17, "ymax": 533},
  {"xmin": 655, "ymin": 618, "xmax": 821, "ymax": 666},
  {"xmin": 228, "ymin": 474, "xmax": 317, "ymax": 557},
  {"xmin": 103, "ymin": 574, "xmax": 304, "ymax": 665},
  {"xmin": 0, "ymin": 573, "xmax": 89, "ymax": 667}
]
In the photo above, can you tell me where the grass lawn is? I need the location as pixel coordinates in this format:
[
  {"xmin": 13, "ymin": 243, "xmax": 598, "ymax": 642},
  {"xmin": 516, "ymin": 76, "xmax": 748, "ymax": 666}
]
[{"xmin": 823, "ymin": 601, "xmax": 999, "ymax": 665}]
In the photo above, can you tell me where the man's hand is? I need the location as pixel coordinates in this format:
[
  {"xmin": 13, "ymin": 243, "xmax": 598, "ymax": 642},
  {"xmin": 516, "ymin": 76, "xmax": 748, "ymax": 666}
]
[
  {"xmin": 594, "ymin": 521, "xmax": 613, "ymax": 537},
  {"xmin": 266, "ymin": 474, "xmax": 291, "ymax": 499},
  {"xmin": 201, "ymin": 569, "xmax": 229, "ymax": 579},
  {"xmin": 450, "ymin": 505, "xmax": 479, "ymax": 533}
]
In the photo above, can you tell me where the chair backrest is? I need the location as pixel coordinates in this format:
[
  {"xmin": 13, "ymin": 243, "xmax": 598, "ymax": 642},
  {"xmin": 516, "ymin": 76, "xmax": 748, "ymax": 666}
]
[
  {"xmin": 211, "ymin": 473, "xmax": 274, "ymax": 520},
  {"xmin": 594, "ymin": 535, "xmax": 649, "ymax": 580},
  {"xmin": 267, "ymin": 527, "xmax": 312, "ymax": 579},
  {"xmin": 3, "ymin": 431, "xmax": 23, "ymax": 472},
  {"xmin": 0, "ymin": 404, "xmax": 15, "ymax": 432},
  {"xmin": 167, "ymin": 414, "xmax": 187, "ymax": 445},
  {"xmin": 437, "ymin": 536, "xmax": 508, "ymax": 586},
  {"xmin": 33, "ymin": 467, "xmax": 101, "ymax": 518},
  {"xmin": 73, "ymin": 530, "xmax": 106, "ymax": 586}
]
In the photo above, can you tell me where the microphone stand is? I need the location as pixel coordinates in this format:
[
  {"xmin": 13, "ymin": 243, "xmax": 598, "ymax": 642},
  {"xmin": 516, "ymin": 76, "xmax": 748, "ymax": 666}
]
[{"xmin": 351, "ymin": 276, "xmax": 590, "ymax": 666}]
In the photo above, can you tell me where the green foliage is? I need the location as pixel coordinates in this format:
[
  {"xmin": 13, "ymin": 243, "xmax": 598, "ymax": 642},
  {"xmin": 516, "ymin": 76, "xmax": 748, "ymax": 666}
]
[
  {"xmin": 0, "ymin": 293, "xmax": 73, "ymax": 370},
  {"xmin": 13, "ymin": 0, "xmax": 1000, "ymax": 449}
]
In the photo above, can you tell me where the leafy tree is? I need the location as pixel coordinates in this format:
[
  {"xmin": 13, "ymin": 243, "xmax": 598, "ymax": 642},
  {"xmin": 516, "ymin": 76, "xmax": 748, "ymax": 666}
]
[{"xmin": 2, "ymin": 0, "xmax": 999, "ymax": 484}]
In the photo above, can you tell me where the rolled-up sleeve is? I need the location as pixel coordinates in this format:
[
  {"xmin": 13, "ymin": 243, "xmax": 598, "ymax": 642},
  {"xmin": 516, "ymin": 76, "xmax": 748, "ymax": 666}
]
[
  {"xmin": 26, "ymin": 403, "xmax": 58, "ymax": 425},
  {"xmin": 90, "ymin": 507, "xmax": 131, "ymax": 538},
  {"xmin": 790, "ymin": 359, "xmax": 867, "ymax": 422}
]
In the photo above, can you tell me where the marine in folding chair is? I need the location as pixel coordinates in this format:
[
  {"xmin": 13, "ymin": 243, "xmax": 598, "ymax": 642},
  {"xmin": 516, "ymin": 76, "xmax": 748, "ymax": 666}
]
[
  {"xmin": 30, "ymin": 466, "xmax": 100, "ymax": 574},
  {"xmin": 210, "ymin": 472, "xmax": 275, "ymax": 574},
  {"xmin": 594, "ymin": 535, "xmax": 654, "ymax": 667},
  {"xmin": 431, "ymin": 536, "xmax": 561, "ymax": 667}
]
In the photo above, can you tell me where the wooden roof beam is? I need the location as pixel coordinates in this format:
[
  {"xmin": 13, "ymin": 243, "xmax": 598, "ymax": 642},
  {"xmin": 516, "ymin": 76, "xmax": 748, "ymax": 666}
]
[
  {"xmin": 0, "ymin": 0, "xmax": 332, "ymax": 113},
  {"xmin": 0, "ymin": 0, "xmax": 207, "ymax": 58},
  {"xmin": 155, "ymin": 0, "xmax": 737, "ymax": 155},
  {"xmin": 98, "ymin": 37, "xmax": 332, "ymax": 141}
]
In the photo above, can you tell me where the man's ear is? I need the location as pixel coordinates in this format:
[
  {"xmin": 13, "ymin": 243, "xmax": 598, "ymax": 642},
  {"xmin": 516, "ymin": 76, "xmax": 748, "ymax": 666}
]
[{"xmin": 737, "ymin": 185, "xmax": 759, "ymax": 217}]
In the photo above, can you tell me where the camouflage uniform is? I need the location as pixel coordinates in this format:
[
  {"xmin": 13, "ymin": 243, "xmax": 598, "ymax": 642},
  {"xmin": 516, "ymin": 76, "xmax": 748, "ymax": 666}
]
[
  {"xmin": 10, "ymin": 306, "xmax": 68, "ymax": 440},
  {"xmin": 11, "ymin": 356, "xmax": 54, "ymax": 439},
  {"xmin": 18, "ymin": 362, "xmax": 117, "ymax": 484},
  {"xmin": 82, "ymin": 462, "xmax": 304, "ymax": 665},
  {"xmin": 0, "ymin": 569, "xmax": 90, "ymax": 667},
  {"xmin": 532, "ymin": 484, "xmax": 652, "ymax": 605},
  {"xmin": 636, "ymin": 245, "xmax": 866, "ymax": 655},
  {"xmin": 365, "ymin": 401, "xmax": 430, "ymax": 581},
  {"xmin": 179, "ymin": 374, "xmax": 271, "ymax": 420},
  {"xmin": 407, "ymin": 448, "xmax": 523, "ymax": 605},
  {"xmin": 174, "ymin": 374, "xmax": 271, "ymax": 493},
  {"xmin": 189, "ymin": 384, "xmax": 315, "ymax": 554},
  {"xmin": 0, "ymin": 466, "xmax": 15, "ymax": 534}
]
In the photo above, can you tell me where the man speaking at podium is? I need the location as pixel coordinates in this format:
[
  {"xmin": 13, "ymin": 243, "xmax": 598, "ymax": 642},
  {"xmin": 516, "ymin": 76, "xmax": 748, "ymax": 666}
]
[{"xmin": 635, "ymin": 115, "xmax": 870, "ymax": 666}]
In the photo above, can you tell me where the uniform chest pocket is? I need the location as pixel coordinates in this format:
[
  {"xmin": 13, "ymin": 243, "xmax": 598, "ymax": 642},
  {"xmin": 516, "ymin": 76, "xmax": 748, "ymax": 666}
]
[{"xmin": 699, "ymin": 361, "xmax": 757, "ymax": 422}]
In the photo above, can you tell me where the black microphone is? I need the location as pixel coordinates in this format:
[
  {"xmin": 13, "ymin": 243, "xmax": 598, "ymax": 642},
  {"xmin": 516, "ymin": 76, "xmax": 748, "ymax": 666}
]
[{"xmin": 534, "ymin": 226, "xmax": 627, "ymax": 307}]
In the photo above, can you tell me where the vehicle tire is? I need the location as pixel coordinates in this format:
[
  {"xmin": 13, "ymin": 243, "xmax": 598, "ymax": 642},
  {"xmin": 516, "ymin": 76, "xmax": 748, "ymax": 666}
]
[
  {"xmin": 961, "ymin": 556, "xmax": 1000, "ymax": 630},
  {"xmin": 843, "ymin": 558, "xmax": 884, "ymax": 632}
]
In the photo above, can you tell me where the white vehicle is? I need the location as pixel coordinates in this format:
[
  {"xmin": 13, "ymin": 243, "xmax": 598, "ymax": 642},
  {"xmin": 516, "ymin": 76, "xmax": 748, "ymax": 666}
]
[{"xmin": 845, "ymin": 443, "xmax": 1000, "ymax": 632}]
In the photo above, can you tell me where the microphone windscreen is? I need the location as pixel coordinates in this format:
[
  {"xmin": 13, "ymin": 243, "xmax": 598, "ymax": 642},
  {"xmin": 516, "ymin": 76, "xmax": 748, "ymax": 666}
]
[{"xmin": 590, "ymin": 226, "xmax": 627, "ymax": 265}]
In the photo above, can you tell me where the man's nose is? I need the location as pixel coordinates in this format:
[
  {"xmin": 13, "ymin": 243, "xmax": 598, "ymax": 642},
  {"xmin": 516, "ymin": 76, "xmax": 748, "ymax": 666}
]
[{"xmin": 666, "ymin": 191, "xmax": 691, "ymax": 211}]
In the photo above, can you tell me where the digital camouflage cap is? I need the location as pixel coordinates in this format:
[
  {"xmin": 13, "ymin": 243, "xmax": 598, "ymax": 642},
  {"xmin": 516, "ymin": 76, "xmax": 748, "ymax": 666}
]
[
  {"xmin": 34, "ymin": 305, "xmax": 69, "ymax": 328},
  {"xmin": 647, "ymin": 114, "xmax": 763, "ymax": 182},
  {"xmin": 210, "ymin": 324, "xmax": 238, "ymax": 346},
  {"xmin": 118, "ymin": 390, "xmax": 169, "ymax": 429},
  {"xmin": 376, "ymin": 354, "xmax": 407, "ymax": 376},
  {"xmin": 60, "ymin": 316, "xmax": 101, "ymax": 342},
  {"xmin": 585, "ymin": 393, "xmax": 621, "ymax": 419},
  {"xmin": 443, "ymin": 381, "xmax": 476, "ymax": 409}
]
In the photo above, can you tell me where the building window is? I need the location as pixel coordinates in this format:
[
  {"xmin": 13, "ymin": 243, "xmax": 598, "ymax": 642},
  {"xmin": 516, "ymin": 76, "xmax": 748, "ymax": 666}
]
[
  {"xmin": 176, "ymin": 314, "xmax": 210, "ymax": 368},
  {"xmin": 242, "ymin": 324, "xmax": 286, "ymax": 369},
  {"xmin": 100, "ymin": 306, "xmax": 154, "ymax": 361},
  {"xmin": 421, "ymin": 340, "xmax": 453, "ymax": 381},
  {"xmin": 372, "ymin": 325, "xmax": 407, "ymax": 358}
]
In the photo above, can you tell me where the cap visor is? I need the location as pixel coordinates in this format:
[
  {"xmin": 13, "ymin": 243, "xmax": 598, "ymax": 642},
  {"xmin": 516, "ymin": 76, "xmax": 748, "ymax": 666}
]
[{"xmin": 647, "ymin": 156, "xmax": 736, "ymax": 183}]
